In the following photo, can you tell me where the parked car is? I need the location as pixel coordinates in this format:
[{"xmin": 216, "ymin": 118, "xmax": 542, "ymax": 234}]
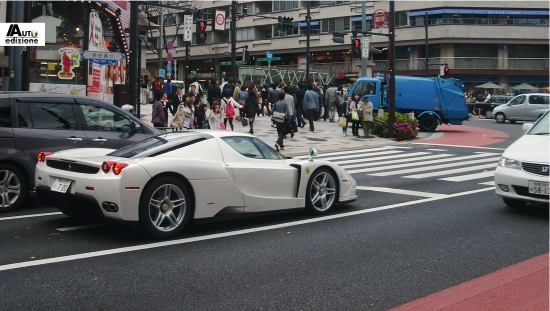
[
  {"xmin": 468, "ymin": 95, "xmax": 514, "ymax": 118},
  {"xmin": 0, "ymin": 92, "xmax": 161, "ymax": 212},
  {"xmin": 492, "ymin": 93, "xmax": 549, "ymax": 123},
  {"xmin": 35, "ymin": 131, "xmax": 357, "ymax": 239},
  {"xmin": 494, "ymin": 111, "xmax": 549, "ymax": 208}
]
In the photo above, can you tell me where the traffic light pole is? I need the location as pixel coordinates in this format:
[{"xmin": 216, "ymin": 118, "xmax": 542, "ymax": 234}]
[
  {"xmin": 388, "ymin": 1, "xmax": 396, "ymax": 139},
  {"xmin": 360, "ymin": 1, "xmax": 367, "ymax": 77},
  {"xmin": 230, "ymin": 0, "xmax": 237, "ymax": 79},
  {"xmin": 305, "ymin": 1, "xmax": 310, "ymax": 84}
]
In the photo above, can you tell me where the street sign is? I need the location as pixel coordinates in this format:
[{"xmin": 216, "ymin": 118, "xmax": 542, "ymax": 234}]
[
  {"xmin": 374, "ymin": 73, "xmax": 385, "ymax": 81},
  {"xmin": 362, "ymin": 38, "xmax": 369, "ymax": 59},
  {"xmin": 215, "ymin": 11, "xmax": 226, "ymax": 30},
  {"xmin": 167, "ymin": 40, "xmax": 173, "ymax": 50},
  {"xmin": 166, "ymin": 63, "xmax": 172, "ymax": 73},
  {"xmin": 373, "ymin": 9, "xmax": 387, "ymax": 28},
  {"xmin": 257, "ymin": 57, "xmax": 281, "ymax": 61},
  {"xmin": 167, "ymin": 72, "xmax": 171, "ymax": 77},
  {"xmin": 80, "ymin": 51, "xmax": 124, "ymax": 65},
  {"xmin": 183, "ymin": 15, "xmax": 193, "ymax": 42},
  {"xmin": 266, "ymin": 50, "xmax": 273, "ymax": 62},
  {"xmin": 167, "ymin": 52, "xmax": 173, "ymax": 62},
  {"xmin": 159, "ymin": 69, "xmax": 166, "ymax": 77}
]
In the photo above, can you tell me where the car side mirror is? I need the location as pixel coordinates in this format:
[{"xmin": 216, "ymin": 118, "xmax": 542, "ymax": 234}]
[
  {"xmin": 131, "ymin": 122, "xmax": 141, "ymax": 133},
  {"xmin": 522, "ymin": 123, "xmax": 533, "ymax": 132}
]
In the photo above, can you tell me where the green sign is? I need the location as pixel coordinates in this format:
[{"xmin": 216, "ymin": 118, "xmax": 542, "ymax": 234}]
[
  {"xmin": 220, "ymin": 61, "xmax": 248, "ymax": 65},
  {"xmin": 191, "ymin": 70, "xmax": 197, "ymax": 75},
  {"xmin": 257, "ymin": 57, "xmax": 282, "ymax": 61}
]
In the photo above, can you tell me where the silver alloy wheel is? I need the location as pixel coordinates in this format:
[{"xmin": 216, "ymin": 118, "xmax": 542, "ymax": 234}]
[
  {"xmin": 309, "ymin": 171, "xmax": 336, "ymax": 212},
  {"xmin": 148, "ymin": 184, "xmax": 186, "ymax": 232},
  {"xmin": 0, "ymin": 169, "xmax": 21, "ymax": 208},
  {"xmin": 485, "ymin": 110, "xmax": 492, "ymax": 119},
  {"xmin": 495, "ymin": 113, "xmax": 505, "ymax": 123}
]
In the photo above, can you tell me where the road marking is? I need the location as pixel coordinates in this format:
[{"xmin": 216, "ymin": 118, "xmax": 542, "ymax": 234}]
[
  {"xmin": 336, "ymin": 152, "xmax": 430, "ymax": 166},
  {"xmin": 56, "ymin": 224, "xmax": 109, "ymax": 232},
  {"xmin": 356, "ymin": 186, "xmax": 447, "ymax": 198},
  {"xmin": 294, "ymin": 146, "xmax": 410, "ymax": 159},
  {"xmin": 316, "ymin": 150, "xmax": 404, "ymax": 162},
  {"xmin": 479, "ymin": 181, "xmax": 495, "ymax": 186},
  {"xmin": 441, "ymin": 171, "xmax": 495, "ymax": 182},
  {"xmin": 412, "ymin": 143, "xmax": 506, "ymax": 151},
  {"xmin": 369, "ymin": 154, "xmax": 500, "ymax": 176},
  {"xmin": 0, "ymin": 212, "xmax": 62, "ymax": 221},
  {"xmin": 0, "ymin": 187, "xmax": 495, "ymax": 272},
  {"xmin": 403, "ymin": 164, "xmax": 497, "ymax": 179},
  {"xmin": 342, "ymin": 153, "xmax": 451, "ymax": 171},
  {"xmin": 426, "ymin": 149, "xmax": 447, "ymax": 151}
]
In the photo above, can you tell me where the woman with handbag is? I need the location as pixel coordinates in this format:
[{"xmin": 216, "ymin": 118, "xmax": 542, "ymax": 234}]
[
  {"xmin": 208, "ymin": 101, "xmax": 224, "ymax": 130},
  {"xmin": 338, "ymin": 96, "xmax": 352, "ymax": 136},
  {"xmin": 272, "ymin": 92, "xmax": 291, "ymax": 151},
  {"xmin": 243, "ymin": 90, "xmax": 259, "ymax": 135},
  {"xmin": 173, "ymin": 96, "xmax": 193, "ymax": 130},
  {"xmin": 220, "ymin": 91, "xmax": 242, "ymax": 131},
  {"xmin": 350, "ymin": 93, "xmax": 362, "ymax": 136}
]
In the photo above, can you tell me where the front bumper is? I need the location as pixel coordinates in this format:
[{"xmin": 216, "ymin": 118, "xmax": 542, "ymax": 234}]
[{"xmin": 494, "ymin": 166, "xmax": 549, "ymax": 203}]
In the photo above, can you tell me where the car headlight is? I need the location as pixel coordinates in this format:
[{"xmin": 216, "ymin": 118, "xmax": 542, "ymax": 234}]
[{"xmin": 498, "ymin": 157, "xmax": 520, "ymax": 169}]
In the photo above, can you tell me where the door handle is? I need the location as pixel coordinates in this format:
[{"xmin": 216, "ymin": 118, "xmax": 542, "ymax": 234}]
[
  {"xmin": 92, "ymin": 138, "xmax": 108, "ymax": 142},
  {"xmin": 66, "ymin": 137, "xmax": 83, "ymax": 142}
]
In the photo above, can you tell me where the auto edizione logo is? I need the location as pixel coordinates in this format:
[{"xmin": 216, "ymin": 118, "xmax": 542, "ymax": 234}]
[{"xmin": 0, "ymin": 23, "xmax": 45, "ymax": 46}]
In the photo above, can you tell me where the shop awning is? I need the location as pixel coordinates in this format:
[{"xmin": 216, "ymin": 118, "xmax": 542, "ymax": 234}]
[
  {"xmin": 351, "ymin": 15, "xmax": 373, "ymax": 22},
  {"xmin": 298, "ymin": 20, "xmax": 320, "ymax": 27},
  {"xmin": 408, "ymin": 9, "xmax": 549, "ymax": 17}
]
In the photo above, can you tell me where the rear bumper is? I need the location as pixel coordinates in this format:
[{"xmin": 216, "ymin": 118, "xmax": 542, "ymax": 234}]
[{"xmin": 36, "ymin": 185, "xmax": 104, "ymax": 217}]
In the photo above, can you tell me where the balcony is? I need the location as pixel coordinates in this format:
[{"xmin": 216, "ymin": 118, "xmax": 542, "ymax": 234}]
[{"xmin": 372, "ymin": 58, "xmax": 550, "ymax": 72}]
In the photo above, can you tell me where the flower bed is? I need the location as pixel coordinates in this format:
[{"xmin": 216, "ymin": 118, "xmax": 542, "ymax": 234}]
[{"xmin": 372, "ymin": 112, "xmax": 419, "ymax": 141}]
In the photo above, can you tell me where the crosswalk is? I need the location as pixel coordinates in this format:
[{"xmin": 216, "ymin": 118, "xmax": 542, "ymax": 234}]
[{"xmin": 295, "ymin": 146, "xmax": 501, "ymax": 184}]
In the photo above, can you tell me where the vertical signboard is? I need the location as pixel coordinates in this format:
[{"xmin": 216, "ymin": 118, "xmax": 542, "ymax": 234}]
[{"xmin": 184, "ymin": 15, "xmax": 192, "ymax": 42}]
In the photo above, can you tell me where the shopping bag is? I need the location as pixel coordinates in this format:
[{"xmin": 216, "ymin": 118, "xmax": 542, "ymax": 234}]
[
  {"xmin": 338, "ymin": 116, "xmax": 347, "ymax": 127},
  {"xmin": 351, "ymin": 110, "xmax": 359, "ymax": 121},
  {"xmin": 219, "ymin": 122, "xmax": 226, "ymax": 130},
  {"xmin": 242, "ymin": 118, "xmax": 248, "ymax": 127}
]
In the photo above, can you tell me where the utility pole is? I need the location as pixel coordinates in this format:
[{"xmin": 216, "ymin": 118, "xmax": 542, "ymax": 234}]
[
  {"xmin": 129, "ymin": 2, "xmax": 139, "ymax": 113},
  {"xmin": 158, "ymin": 1, "xmax": 164, "ymax": 76},
  {"xmin": 305, "ymin": 1, "xmax": 310, "ymax": 83},
  {"xmin": 13, "ymin": 1, "xmax": 24, "ymax": 90},
  {"xmin": 230, "ymin": 0, "xmax": 237, "ymax": 79},
  {"xmin": 388, "ymin": 1, "xmax": 396, "ymax": 139},
  {"xmin": 360, "ymin": 1, "xmax": 366, "ymax": 77},
  {"xmin": 425, "ymin": 12, "xmax": 428, "ymax": 77}
]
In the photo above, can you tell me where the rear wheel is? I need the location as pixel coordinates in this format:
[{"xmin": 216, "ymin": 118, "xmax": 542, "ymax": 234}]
[
  {"xmin": 306, "ymin": 168, "xmax": 338, "ymax": 215},
  {"xmin": 485, "ymin": 110, "xmax": 493, "ymax": 119},
  {"xmin": 495, "ymin": 112, "xmax": 506, "ymax": 123},
  {"xmin": 418, "ymin": 114, "xmax": 438, "ymax": 132},
  {"xmin": 139, "ymin": 177, "xmax": 191, "ymax": 239},
  {"xmin": 0, "ymin": 164, "xmax": 26, "ymax": 212},
  {"xmin": 503, "ymin": 198, "xmax": 527, "ymax": 208}
]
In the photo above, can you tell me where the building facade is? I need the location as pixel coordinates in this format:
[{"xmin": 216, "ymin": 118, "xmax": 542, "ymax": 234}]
[{"xmin": 144, "ymin": 1, "xmax": 549, "ymax": 91}]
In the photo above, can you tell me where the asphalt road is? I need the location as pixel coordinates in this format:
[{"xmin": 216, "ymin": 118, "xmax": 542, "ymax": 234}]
[{"xmin": 0, "ymin": 126, "xmax": 547, "ymax": 310}]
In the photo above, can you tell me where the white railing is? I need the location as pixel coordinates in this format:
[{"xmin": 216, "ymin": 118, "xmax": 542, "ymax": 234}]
[{"xmin": 373, "ymin": 58, "xmax": 549, "ymax": 71}]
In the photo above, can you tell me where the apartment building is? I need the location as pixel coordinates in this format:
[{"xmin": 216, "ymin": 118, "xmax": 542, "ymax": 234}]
[{"xmin": 145, "ymin": 1, "xmax": 549, "ymax": 90}]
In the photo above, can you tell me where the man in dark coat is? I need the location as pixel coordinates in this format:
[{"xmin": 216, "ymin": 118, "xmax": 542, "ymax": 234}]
[
  {"xmin": 243, "ymin": 90, "xmax": 259, "ymax": 135},
  {"xmin": 207, "ymin": 80, "xmax": 222, "ymax": 107},
  {"xmin": 295, "ymin": 83, "xmax": 306, "ymax": 128}
]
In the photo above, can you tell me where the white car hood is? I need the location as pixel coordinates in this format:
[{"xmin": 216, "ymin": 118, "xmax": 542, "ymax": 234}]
[{"xmin": 502, "ymin": 134, "xmax": 549, "ymax": 164}]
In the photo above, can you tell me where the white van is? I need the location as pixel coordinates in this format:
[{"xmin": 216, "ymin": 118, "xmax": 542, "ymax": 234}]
[{"xmin": 492, "ymin": 93, "xmax": 549, "ymax": 123}]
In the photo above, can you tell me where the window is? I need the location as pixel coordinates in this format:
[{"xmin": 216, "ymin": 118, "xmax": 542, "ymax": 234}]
[
  {"xmin": 321, "ymin": 17, "xmax": 350, "ymax": 32},
  {"xmin": 79, "ymin": 105, "xmax": 132, "ymax": 133},
  {"xmin": 16, "ymin": 102, "xmax": 31, "ymax": 128},
  {"xmin": 395, "ymin": 11, "xmax": 408, "ymax": 27},
  {"xmin": 237, "ymin": 3, "xmax": 253, "ymax": 14},
  {"xmin": 273, "ymin": 1, "xmax": 298, "ymax": 11},
  {"xmin": 251, "ymin": 137, "xmax": 284, "ymax": 160},
  {"xmin": 26, "ymin": 103, "xmax": 77, "ymax": 130},
  {"xmin": 236, "ymin": 27, "xmax": 254, "ymax": 41},
  {"xmin": 222, "ymin": 137, "xmax": 264, "ymax": 159},
  {"xmin": 528, "ymin": 95, "xmax": 549, "ymax": 105},
  {"xmin": 274, "ymin": 23, "xmax": 299, "ymax": 37},
  {"xmin": 352, "ymin": 82, "xmax": 376, "ymax": 97},
  {"xmin": 509, "ymin": 95, "xmax": 526, "ymax": 106},
  {"xmin": 0, "ymin": 100, "xmax": 11, "ymax": 127},
  {"xmin": 163, "ymin": 13, "xmax": 177, "ymax": 26}
]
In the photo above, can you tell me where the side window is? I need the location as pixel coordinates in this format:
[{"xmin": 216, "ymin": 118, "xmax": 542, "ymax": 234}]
[
  {"xmin": 529, "ymin": 95, "xmax": 548, "ymax": 105},
  {"xmin": 251, "ymin": 137, "xmax": 282, "ymax": 160},
  {"xmin": 79, "ymin": 105, "xmax": 132, "ymax": 133},
  {"xmin": 0, "ymin": 100, "xmax": 11, "ymax": 127},
  {"xmin": 16, "ymin": 102, "xmax": 32, "ymax": 128},
  {"xmin": 222, "ymin": 137, "xmax": 264, "ymax": 159},
  {"xmin": 27, "ymin": 102, "xmax": 77, "ymax": 130},
  {"xmin": 509, "ymin": 95, "xmax": 526, "ymax": 106}
]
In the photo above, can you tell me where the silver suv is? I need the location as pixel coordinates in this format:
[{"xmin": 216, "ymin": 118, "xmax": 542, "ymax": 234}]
[
  {"xmin": 492, "ymin": 93, "xmax": 549, "ymax": 124},
  {"xmin": 0, "ymin": 92, "xmax": 160, "ymax": 212}
]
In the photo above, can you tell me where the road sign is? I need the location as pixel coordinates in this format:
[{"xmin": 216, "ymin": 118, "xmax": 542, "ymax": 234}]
[
  {"xmin": 373, "ymin": 9, "xmax": 387, "ymax": 28},
  {"xmin": 266, "ymin": 50, "xmax": 273, "ymax": 62},
  {"xmin": 362, "ymin": 38, "xmax": 369, "ymax": 59},
  {"xmin": 159, "ymin": 69, "xmax": 165, "ymax": 77},
  {"xmin": 167, "ymin": 40, "xmax": 173, "ymax": 50},
  {"xmin": 215, "ymin": 11, "xmax": 226, "ymax": 30},
  {"xmin": 183, "ymin": 15, "xmax": 193, "ymax": 42},
  {"xmin": 80, "ymin": 51, "xmax": 124, "ymax": 65},
  {"xmin": 167, "ymin": 52, "xmax": 173, "ymax": 62},
  {"xmin": 257, "ymin": 57, "xmax": 281, "ymax": 61},
  {"xmin": 166, "ymin": 63, "xmax": 172, "ymax": 73}
]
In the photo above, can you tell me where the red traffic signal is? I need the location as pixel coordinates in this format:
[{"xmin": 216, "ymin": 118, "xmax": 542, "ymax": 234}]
[
  {"xmin": 351, "ymin": 38, "xmax": 361, "ymax": 58},
  {"xmin": 199, "ymin": 21, "xmax": 206, "ymax": 32},
  {"xmin": 444, "ymin": 66, "xmax": 449, "ymax": 73},
  {"xmin": 353, "ymin": 39, "xmax": 360, "ymax": 48}
]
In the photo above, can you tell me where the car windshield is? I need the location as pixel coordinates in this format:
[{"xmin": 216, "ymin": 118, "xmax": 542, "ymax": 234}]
[{"xmin": 527, "ymin": 113, "xmax": 549, "ymax": 135}]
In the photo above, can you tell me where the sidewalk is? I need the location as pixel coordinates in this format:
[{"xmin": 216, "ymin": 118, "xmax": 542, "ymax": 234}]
[{"xmin": 138, "ymin": 103, "xmax": 431, "ymax": 155}]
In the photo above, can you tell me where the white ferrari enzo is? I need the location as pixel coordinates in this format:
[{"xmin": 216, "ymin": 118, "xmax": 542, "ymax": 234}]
[{"xmin": 35, "ymin": 131, "xmax": 357, "ymax": 239}]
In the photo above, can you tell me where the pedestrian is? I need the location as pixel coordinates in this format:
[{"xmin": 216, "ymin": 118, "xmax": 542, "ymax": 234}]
[
  {"xmin": 194, "ymin": 95, "xmax": 208, "ymax": 129},
  {"xmin": 160, "ymin": 91, "xmax": 170, "ymax": 125},
  {"xmin": 208, "ymin": 101, "xmax": 223, "ymax": 130},
  {"xmin": 221, "ymin": 77, "xmax": 236, "ymax": 100},
  {"xmin": 233, "ymin": 80, "xmax": 243, "ymax": 102},
  {"xmin": 350, "ymin": 93, "xmax": 362, "ymax": 136},
  {"xmin": 189, "ymin": 77, "xmax": 203, "ymax": 98},
  {"xmin": 283, "ymin": 86, "xmax": 296, "ymax": 138},
  {"xmin": 361, "ymin": 96, "xmax": 374, "ymax": 137},
  {"xmin": 207, "ymin": 79, "xmax": 222, "ymax": 107},
  {"xmin": 325, "ymin": 83, "xmax": 337, "ymax": 122},
  {"xmin": 261, "ymin": 84, "xmax": 271, "ymax": 116},
  {"xmin": 141, "ymin": 75, "xmax": 149, "ymax": 105},
  {"xmin": 163, "ymin": 79, "xmax": 173, "ymax": 100},
  {"xmin": 339, "ymin": 96, "xmax": 352, "ymax": 136},
  {"xmin": 172, "ymin": 96, "xmax": 187, "ymax": 130},
  {"xmin": 185, "ymin": 93, "xmax": 196, "ymax": 129},
  {"xmin": 220, "ymin": 91, "xmax": 242, "ymax": 131},
  {"xmin": 295, "ymin": 83, "xmax": 307, "ymax": 128},
  {"xmin": 303, "ymin": 84, "xmax": 319, "ymax": 132},
  {"xmin": 172, "ymin": 87, "xmax": 184, "ymax": 116},
  {"xmin": 243, "ymin": 90, "xmax": 258, "ymax": 135},
  {"xmin": 273, "ymin": 92, "xmax": 292, "ymax": 151},
  {"xmin": 151, "ymin": 91, "xmax": 167, "ymax": 128}
]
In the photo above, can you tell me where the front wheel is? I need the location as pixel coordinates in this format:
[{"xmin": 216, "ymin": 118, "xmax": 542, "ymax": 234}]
[
  {"xmin": 0, "ymin": 164, "xmax": 27, "ymax": 212},
  {"xmin": 418, "ymin": 114, "xmax": 438, "ymax": 132},
  {"xmin": 139, "ymin": 177, "xmax": 192, "ymax": 239},
  {"xmin": 485, "ymin": 110, "xmax": 493, "ymax": 119},
  {"xmin": 306, "ymin": 168, "xmax": 338, "ymax": 215},
  {"xmin": 503, "ymin": 198, "xmax": 527, "ymax": 208},
  {"xmin": 495, "ymin": 112, "xmax": 506, "ymax": 123}
]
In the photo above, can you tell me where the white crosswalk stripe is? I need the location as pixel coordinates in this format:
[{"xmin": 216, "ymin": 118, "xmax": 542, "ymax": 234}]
[
  {"xmin": 369, "ymin": 157, "xmax": 500, "ymax": 176},
  {"xmin": 441, "ymin": 171, "xmax": 495, "ymax": 182},
  {"xmin": 403, "ymin": 163, "xmax": 497, "ymax": 179},
  {"xmin": 293, "ymin": 146, "xmax": 411, "ymax": 159}
]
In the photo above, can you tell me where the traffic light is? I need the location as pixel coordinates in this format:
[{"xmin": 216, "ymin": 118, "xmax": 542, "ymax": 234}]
[
  {"xmin": 351, "ymin": 38, "xmax": 361, "ymax": 58},
  {"xmin": 277, "ymin": 16, "xmax": 294, "ymax": 31},
  {"xmin": 444, "ymin": 66, "xmax": 449, "ymax": 75},
  {"xmin": 332, "ymin": 32, "xmax": 344, "ymax": 43},
  {"xmin": 196, "ymin": 20, "xmax": 207, "ymax": 44}
]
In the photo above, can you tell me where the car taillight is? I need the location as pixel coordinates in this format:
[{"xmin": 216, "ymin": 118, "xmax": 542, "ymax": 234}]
[
  {"xmin": 37, "ymin": 152, "xmax": 54, "ymax": 163},
  {"xmin": 101, "ymin": 161, "xmax": 128, "ymax": 175}
]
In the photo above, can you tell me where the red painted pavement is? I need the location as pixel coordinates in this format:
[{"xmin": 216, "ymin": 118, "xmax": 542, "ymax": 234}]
[
  {"xmin": 389, "ymin": 253, "xmax": 549, "ymax": 311},
  {"xmin": 418, "ymin": 125, "xmax": 509, "ymax": 147}
]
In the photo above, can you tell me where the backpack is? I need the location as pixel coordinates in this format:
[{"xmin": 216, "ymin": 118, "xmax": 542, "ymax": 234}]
[
  {"xmin": 222, "ymin": 83, "xmax": 235, "ymax": 97},
  {"xmin": 335, "ymin": 91, "xmax": 344, "ymax": 107},
  {"xmin": 237, "ymin": 90, "xmax": 248, "ymax": 103},
  {"xmin": 223, "ymin": 98, "xmax": 235, "ymax": 118}
]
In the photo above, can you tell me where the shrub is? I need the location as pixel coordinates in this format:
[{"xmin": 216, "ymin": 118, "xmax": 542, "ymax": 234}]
[{"xmin": 373, "ymin": 112, "xmax": 419, "ymax": 141}]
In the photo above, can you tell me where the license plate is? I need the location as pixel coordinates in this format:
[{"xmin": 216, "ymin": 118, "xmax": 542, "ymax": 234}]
[
  {"xmin": 51, "ymin": 178, "xmax": 72, "ymax": 193},
  {"xmin": 528, "ymin": 181, "xmax": 549, "ymax": 195}
]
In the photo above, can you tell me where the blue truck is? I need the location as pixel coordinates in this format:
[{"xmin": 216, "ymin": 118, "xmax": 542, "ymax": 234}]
[{"xmin": 347, "ymin": 75, "xmax": 469, "ymax": 132}]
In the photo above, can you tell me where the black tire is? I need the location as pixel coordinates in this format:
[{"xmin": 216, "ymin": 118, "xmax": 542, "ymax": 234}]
[
  {"xmin": 485, "ymin": 110, "xmax": 493, "ymax": 119},
  {"xmin": 509, "ymin": 120, "xmax": 517, "ymax": 124},
  {"xmin": 495, "ymin": 112, "xmax": 506, "ymax": 123},
  {"xmin": 0, "ymin": 164, "xmax": 27, "ymax": 212},
  {"xmin": 418, "ymin": 114, "xmax": 438, "ymax": 132},
  {"xmin": 139, "ymin": 176, "xmax": 192, "ymax": 239},
  {"xmin": 306, "ymin": 168, "xmax": 338, "ymax": 215},
  {"xmin": 503, "ymin": 198, "xmax": 527, "ymax": 208}
]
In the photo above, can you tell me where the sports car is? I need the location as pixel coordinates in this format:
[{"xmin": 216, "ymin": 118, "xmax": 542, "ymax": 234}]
[{"xmin": 35, "ymin": 131, "xmax": 357, "ymax": 239}]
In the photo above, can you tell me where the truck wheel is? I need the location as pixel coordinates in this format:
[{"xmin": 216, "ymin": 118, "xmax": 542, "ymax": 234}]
[
  {"xmin": 485, "ymin": 110, "xmax": 493, "ymax": 119},
  {"xmin": 495, "ymin": 112, "xmax": 506, "ymax": 123},
  {"xmin": 419, "ymin": 114, "xmax": 438, "ymax": 132}
]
